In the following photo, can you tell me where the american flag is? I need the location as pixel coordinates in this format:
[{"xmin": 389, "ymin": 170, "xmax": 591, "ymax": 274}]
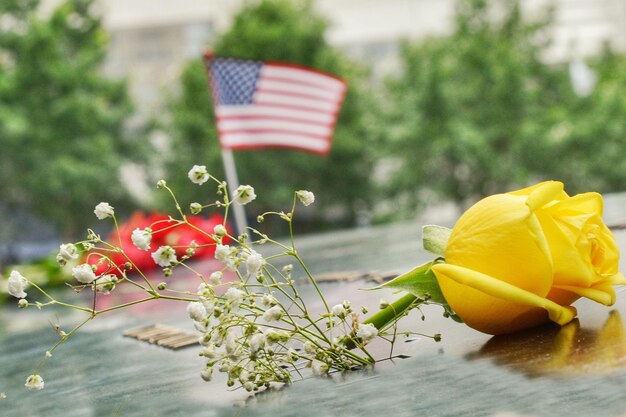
[{"xmin": 205, "ymin": 54, "xmax": 347, "ymax": 155}]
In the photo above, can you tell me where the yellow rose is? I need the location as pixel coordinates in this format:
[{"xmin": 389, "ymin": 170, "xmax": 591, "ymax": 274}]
[{"xmin": 431, "ymin": 181, "xmax": 626, "ymax": 335}]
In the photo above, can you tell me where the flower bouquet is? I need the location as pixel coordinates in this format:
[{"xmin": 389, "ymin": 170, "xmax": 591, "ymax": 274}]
[{"xmin": 5, "ymin": 166, "xmax": 625, "ymax": 395}]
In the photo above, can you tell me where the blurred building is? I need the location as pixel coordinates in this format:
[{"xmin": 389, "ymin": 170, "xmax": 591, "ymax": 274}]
[{"xmin": 40, "ymin": 0, "xmax": 626, "ymax": 116}]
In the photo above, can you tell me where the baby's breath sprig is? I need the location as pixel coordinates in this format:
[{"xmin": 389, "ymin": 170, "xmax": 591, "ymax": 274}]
[{"xmin": 7, "ymin": 166, "xmax": 440, "ymax": 393}]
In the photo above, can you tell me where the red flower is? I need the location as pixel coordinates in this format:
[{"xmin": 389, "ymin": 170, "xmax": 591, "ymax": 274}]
[
  {"xmin": 159, "ymin": 213, "xmax": 231, "ymax": 258},
  {"xmin": 85, "ymin": 211, "xmax": 230, "ymax": 277}
]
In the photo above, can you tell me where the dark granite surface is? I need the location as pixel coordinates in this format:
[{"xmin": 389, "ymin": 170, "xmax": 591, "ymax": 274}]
[{"xmin": 2, "ymin": 198, "xmax": 626, "ymax": 417}]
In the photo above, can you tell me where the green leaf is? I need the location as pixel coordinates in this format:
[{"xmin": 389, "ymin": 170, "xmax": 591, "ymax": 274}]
[
  {"xmin": 422, "ymin": 225, "xmax": 451, "ymax": 256},
  {"xmin": 372, "ymin": 260, "xmax": 445, "ymax": 304},
  {"xmin": 370, "ymin": 259, "xmax": 463, "ymax": 323}
]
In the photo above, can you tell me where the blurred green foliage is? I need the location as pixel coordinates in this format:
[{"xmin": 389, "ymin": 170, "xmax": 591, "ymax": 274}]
[
  {"xmin": 3, "ymin": 0, "xmax": 626, "ymax": 246},
  {"xmin": 0, "ymin": 0, "xmax": 146, "ymax": 238},
  {"xmin": 163, "ymin": 0, "xmax": 375, "ymax": 233},
  {"xmin": 537, "ymin": 48, "xmax": 626, "ymax": 194},
  {"xmin": 381, "ymin": 0, "xmax": 626, "ymax": 215},
  {"xmin": 381, "ymin": 0, "xmax": 563, "ymax": 210}
]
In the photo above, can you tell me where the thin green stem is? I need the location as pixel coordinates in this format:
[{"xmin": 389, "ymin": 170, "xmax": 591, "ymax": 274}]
[
  {"xmin": 34, "ymin": 315, "xmax": 94, "ymax": 373},
  {"xmin": 163, "ymin": 184, "xmax": 186, "ymax": 219},
  {"xmin": 28, "ymin": 281, "xmax": 93, "ymax": 313},
  {"xmin": 95, "ymin": 296, "xmax": 158, "ymax": 314},
  {"xmin": 292, "ymin": 252, "xmax": 330, "ymax": 314},
  {"xmin": 94, "ymin": 294, "xmax": 197, "ymax": 315},
  {"xmin": 52, "ymin": 300, "xmax": 93, "ymax": 314},
  {"xmin": 287, "ymin": 194, "xmax": 298, "ymax": 251},
  {"xmin": 96, "ymin": 241, "xmax": 156, "ymax": 294}
]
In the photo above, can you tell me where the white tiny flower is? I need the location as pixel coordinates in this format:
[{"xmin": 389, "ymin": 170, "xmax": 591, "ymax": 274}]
[
  {"xmin": 198, "ymin": 333, "xmax": 211, "ymax": 346},
  {"xmin": 71, "ymin": 264, "xmax": 96, "ymax": 284},
  {"xmin": 262, "ymin": 305, "xmax": 283, "ymax": 322},
  {"xmin": 311, "ymin": 360, "xmax": 329, "ymax": 376},
  {"xmin": 7, "ymin": 270, "xmax": 28, "ymax": 299},
  {"xmin": 190, "ymin": 202, "xmax": 203, "ymax": 214},
  {"xmin": 151, "ymin": 246, "xmax": 177, "ymax": 267},
  {"xmin": 93, "ymin": 274, "xmax": 117, "ymax": 295},
  {"xmin": 194, "ymin": 320, "xmax": 208, "ymax": 333},
  {"xmin": 0, "ymin": 392, "xmax": 5, "ymax": 400},
  {"xmin": 225, "ymin": 332, "xmax": 238, "ymax": 355},
  {"xmin": 215, "ymin": 245, "xmax": 233, "ymax": 263},
  {"xmin": 201, "ymin": 298, "xmax": 215, "ymax": 314},
  {"xmin": 214, "ymin": 244, "xmax": 235, "ymax": 263},
  {"xmin": 213, "ymin": 224, "xmax": 227, "ymax": 236},
  {"xmin": 200, "ymin": 367, "xmax": 213, "ymax": 382},
  {"xmin": 18, "ymin": 299, "xmax": 29, "ymax": 308},
  {"xmin": 232, "ymin": 185, "xmax": 256, "ymax": 205},
  {"xmin": 131, "ymin": 228, "xmax": 152, "ymax": 251},
  {"xmin": 262, "ymin": 293, "xmax": 276, "ymax": 307},
  {"xmin": 93, "ymin": 202, "xmax": 114, "ymax": 220},
  {"xmin": 209, "ymin": 271, "xmax": 223, "ymax": 286},
  {"xmin": 304, "ymin": 341, "xmax": 317, "ymax": 355},
  {"xmin": 379, "ymin": 298, "xmax": 390, "ymax": 309},
  {"xmin": 296, "ymin": 190, "xmax": 315, "ymax": 206},
  {"xmin": 243, "ymin": 381, "xmax": 255, "ymax": 392},
  {"xmin": 45, "ymin": 351, "xmax": 52, "ymax": 358},
  {"xmin": 219, "ymin": 360, "xmax": 231, "ymax": 373},
  {"xmin": 331, "ymin": 304, "xmax": 346, "ymax": 318},
  {"xmin": 282, "ymin": 264, "xmax": 293, "ymax": 274},
  {"xmin": 264, "ymin": 329, "xmax": 290, "ymax": 344},
  {"xmin": 56, "ymin": 243, "xmax": 78, "ymax": 265},
  {"xmin": 356, "ymin": 323, "xmax": 378, "ymax": 342},
  {"xmin": 24, "ymin": 374, "xmax": 44, "ymax": 390},
  {"xmin": 224, "ymin": 287, "xmax": 245, "ymax": 305},
  {"xmin": 188, "ymin": 165, "xmax": 209, "ymax": 185},
  {"xmin": 197, "ymin": 282, "xmax": 210, "ymax": 296},
  {"xmin": 249, "ymin": 333, "xmax": 265, "ymax": 353},
  {"xmin": 201, "ymin": 344, "xmax": 218, "ymax": 359},
  {"xmin": 239, "ymin": 369, "xmax": 250, "ymax": 383},
  {"xmin": 187, "ymin": 302, "xmax": 208, "ymax": 322},
  {"xmin": 187, "ymin": 241, "xmax": 198, "ymax": 256},
  {"xmin": 245, "ymin": 250, "xmax": 265, "ymax": 276}
]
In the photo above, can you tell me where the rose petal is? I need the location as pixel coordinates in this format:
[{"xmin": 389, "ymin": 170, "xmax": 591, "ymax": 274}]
[{"xmin": 433, "ymin": 263, "xmax": 576, "ymax": 335}]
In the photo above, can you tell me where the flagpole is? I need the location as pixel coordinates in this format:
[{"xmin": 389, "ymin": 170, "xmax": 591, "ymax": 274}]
[{"xmin": 221, "ymin": 149, "xmax": 248, "ymax": 236}]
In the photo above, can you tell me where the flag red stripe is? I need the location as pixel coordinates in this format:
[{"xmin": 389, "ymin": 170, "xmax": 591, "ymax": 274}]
[
  {"xmin": 223, "ymin": 142, "xmax": 331, "ymax": 156},
  {"xmin": 217, "ymin": 114, "xmax": 333, "ymax": 127},
  {"xmin": 254, "ymin": 92, "xmax": 340, "ymax": 111},
  {"xmin": 216, "ymin": 104, "xmax": 336, "ymax": 124},
  {"xmin": 259, "ymin": 75, "xmax": 345, "ymax": 92},
  {"xmin": 265, "ymin": 62, "xmax": 346, "ymax": 83},
  {"xmin": 256, "ymin": 79, "xmax": 341, "ymax": 100},
  {"xmin": 255, "ymin": 87, "xmax": 341, "ymax": 103},
  {"xmin": 219, "ymin": 132, "xmax": 330, "ymax": 155},
  {"xmin": 262, "ymin": 64, "xmax": 346, "ymax": 90},
  {"xmin": 218, "ymin": 128, "xmax": 329, "ymax": 140},
  {"xmin": 251, "ymin": 100, "xmax": 337, "ymax": 115},
  {"xmin": 218, "ymin": 117, "xmax": 332, "ymax": 135}
]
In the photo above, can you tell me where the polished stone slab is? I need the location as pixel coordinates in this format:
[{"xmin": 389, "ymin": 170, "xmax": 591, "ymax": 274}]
[{"xmin": 1, "ymin": 206, "xmax": 626, "ymax": 416}]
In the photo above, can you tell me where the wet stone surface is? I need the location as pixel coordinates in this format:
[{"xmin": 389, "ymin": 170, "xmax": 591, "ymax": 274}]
[{"xmin": 1, "ymin": 202, "xmax": 626, "ymax": 416}]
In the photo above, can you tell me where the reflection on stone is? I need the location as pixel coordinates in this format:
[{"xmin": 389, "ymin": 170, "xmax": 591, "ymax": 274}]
[{"xmin": 469, "ymin": 311, "xmax": 626, "ymax": 377}]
